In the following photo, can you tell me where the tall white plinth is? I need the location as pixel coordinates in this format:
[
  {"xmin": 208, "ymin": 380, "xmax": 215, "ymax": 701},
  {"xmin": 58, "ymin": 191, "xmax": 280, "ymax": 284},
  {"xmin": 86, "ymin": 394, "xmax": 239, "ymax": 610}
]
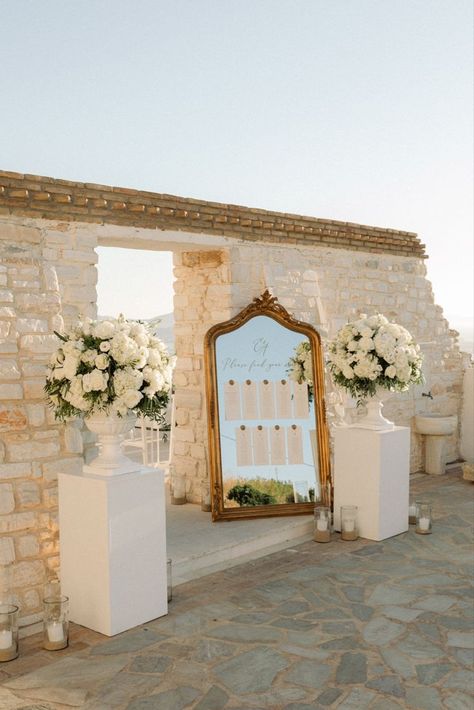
[
  {"xmin": 334, "ymin": 426, "xmax": 410, "ymax": 541},
  {"xmin": 58, "ymin": 467, "xmax": 167, "ymax": 636}
]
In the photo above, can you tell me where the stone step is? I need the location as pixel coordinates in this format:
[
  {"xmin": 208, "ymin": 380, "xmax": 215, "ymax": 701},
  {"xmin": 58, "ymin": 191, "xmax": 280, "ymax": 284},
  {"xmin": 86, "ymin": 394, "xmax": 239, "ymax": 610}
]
[{"xmin": 166, "ymin": 503, "xmax": 313, "ymax": 586}]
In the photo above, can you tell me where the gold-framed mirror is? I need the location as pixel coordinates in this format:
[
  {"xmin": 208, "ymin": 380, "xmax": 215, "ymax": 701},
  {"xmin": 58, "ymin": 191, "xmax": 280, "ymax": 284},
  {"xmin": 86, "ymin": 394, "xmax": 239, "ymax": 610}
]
[{"xmin": 204, "ymin": 290, "xmax": 331, "ymax": 521}]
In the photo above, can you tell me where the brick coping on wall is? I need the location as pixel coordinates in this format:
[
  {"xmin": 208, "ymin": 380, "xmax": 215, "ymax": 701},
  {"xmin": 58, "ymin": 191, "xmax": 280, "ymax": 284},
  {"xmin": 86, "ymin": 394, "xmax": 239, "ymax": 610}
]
[{"xmin": 0, "ymin": 170, "xmax": 426, "ymax": 258}]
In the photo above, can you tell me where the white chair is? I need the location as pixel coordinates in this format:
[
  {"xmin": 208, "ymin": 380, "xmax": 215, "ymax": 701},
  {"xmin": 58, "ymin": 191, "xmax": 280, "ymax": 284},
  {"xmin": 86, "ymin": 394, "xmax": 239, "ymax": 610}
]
[
  {"xmin": 125, "ymin": 415, "xmax": 161, "ymax": 467},
  {"xmin": 140, "ymin": 415, "xmax": 161, "ymax": 467},
  {"xmin": 124, "ymin": 398, "xmax": 174, "ymax": 469}
]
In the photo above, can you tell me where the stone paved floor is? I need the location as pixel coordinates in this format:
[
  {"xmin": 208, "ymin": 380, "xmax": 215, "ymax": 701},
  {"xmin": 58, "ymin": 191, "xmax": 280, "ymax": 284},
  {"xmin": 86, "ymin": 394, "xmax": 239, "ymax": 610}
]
[{"xmin": 0, "ymin": 468, "xmax": 473, "ymax": 709}]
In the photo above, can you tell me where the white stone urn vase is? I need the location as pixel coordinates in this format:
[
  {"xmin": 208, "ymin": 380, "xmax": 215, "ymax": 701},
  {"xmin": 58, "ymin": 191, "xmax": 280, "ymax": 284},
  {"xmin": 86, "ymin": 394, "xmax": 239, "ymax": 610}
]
[
  {"xmin": 351, "ymin": 387, "xmax": 394, "ymax": 431},
  {"xmin": 84, "ymin": 411, "xmax": 140, "ymax": 476}
]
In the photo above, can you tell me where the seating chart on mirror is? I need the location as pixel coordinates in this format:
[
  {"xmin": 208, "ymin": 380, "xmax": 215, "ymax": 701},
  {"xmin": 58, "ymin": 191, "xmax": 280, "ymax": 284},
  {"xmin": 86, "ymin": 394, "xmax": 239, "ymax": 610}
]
[{"xmin": 215, "ymin": 314, "xmax": 321, "ymax": 508}]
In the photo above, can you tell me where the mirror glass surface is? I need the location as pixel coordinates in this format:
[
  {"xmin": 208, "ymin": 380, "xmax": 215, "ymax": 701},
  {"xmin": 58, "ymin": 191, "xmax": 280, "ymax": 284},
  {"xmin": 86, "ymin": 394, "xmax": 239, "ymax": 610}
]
[{"xmin": 215, "ymin": 315, "xmax": 321, "ymax": 509}]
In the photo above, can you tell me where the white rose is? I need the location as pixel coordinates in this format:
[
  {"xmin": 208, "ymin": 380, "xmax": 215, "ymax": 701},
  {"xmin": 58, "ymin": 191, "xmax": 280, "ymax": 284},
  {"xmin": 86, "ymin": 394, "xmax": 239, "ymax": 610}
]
[
  {"xmin": 63, "ymin": 355, "xmax": 80, "ymax": 380},
  {"xmin": 147, "ymin": 369, "xmax": 165, "ymax": 392},
  {"xmin": 51, "ymin": 366, "xmax": 66, "ymax": 380},
  {"xmin": 51, "ymin": 349, "xmax": 65, "ymax": 366},
  {"xmin": 135, "ymin": 347, "xmax": 149, "ymax": 369},
  {"xmin": 81, "ymin": 349, "xmax": 98, "ymax": 365},
  {"xmin": 100, "ymin": 341, "xmax": 111, "ymax": 352},
  {"xmin": 359, "ymin": 337, "xmax": 374, "ymax": 352},
  {"xmin": 93, "ymin": 320, "xmax": 116, "ymax": 339},
  {"xmin": 95, "ymin": 354, "xmax": 109, "ymax": 370},
  {"xmin": 63, "ymin": 340, "xmax": 83, "ymax": 355},
  {"xmin": 82, "ymin": 369, "xmax": 108, "ymax": 392},
  {"xmin": 147, "ymin": 348, "xmax": 163, "ymax": 367},
  {"xmin": 82, "ymin": 319, "xmax": 93, "ymax": 336},
  {"xmin": 111, "ymin": 398, "xmax": 128, "ymax": 417},
  {"xmin": 385, "ymin": 365, "xmax": 397, "ymax": 378}
]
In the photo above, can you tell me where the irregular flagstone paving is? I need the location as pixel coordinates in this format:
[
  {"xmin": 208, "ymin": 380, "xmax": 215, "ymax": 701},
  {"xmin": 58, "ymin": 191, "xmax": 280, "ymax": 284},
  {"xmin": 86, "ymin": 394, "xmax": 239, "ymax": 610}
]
[{"xmin": 1, "ymin": 468, "xmax": 473, "ymax": 709}]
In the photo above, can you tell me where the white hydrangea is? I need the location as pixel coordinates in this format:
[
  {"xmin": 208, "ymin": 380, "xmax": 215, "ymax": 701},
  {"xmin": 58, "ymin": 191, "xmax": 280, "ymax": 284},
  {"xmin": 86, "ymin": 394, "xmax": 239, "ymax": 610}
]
[{"xmin": 113, "ymin": 366, "xmax": 144, "ymax": 395}]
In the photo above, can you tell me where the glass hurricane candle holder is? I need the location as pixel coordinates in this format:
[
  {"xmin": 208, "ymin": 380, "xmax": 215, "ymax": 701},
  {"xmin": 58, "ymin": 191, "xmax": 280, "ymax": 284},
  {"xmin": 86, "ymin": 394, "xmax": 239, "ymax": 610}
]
[
  {"xmin": 408, "ymin": 500, "xmax": 422, "ymax": 526},
  {"xmin": 171, "ymin": 475, "xmax": 186, "ymax": 505},
  {"xmin": 314, "ymin": 506, "xmax": 331, "ymax": 543},
  {"xmin": 43, "ymin": 595, "xmax": 69, "ymax": 651},
  {"xmin": 0, "ymin": 604, "xmax": 19, "ymax": 662},
  {"xmin": 201, "ymin": 481, "xmax": 211, "ymax": 512},
  {"xmin": 340, "ymin": 506, "xmax": 358, "ymax": 541},
  {"xmin": 416, "ymin": 503, "xmax": 432, "ymax": 535}
]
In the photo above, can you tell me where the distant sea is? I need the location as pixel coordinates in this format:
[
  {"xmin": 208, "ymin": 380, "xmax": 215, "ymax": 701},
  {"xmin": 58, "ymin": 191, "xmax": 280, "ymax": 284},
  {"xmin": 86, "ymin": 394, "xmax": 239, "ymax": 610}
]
[{"xmin": 449, "ymin": 316, "xmax": 474, "ymax": 356}]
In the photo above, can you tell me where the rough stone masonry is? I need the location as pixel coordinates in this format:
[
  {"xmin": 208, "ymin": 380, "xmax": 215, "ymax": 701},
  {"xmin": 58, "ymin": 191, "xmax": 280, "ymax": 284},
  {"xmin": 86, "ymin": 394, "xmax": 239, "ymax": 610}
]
[{"xmin": 0, "ymin": 170, "xmax": 467, "ymax": 632}]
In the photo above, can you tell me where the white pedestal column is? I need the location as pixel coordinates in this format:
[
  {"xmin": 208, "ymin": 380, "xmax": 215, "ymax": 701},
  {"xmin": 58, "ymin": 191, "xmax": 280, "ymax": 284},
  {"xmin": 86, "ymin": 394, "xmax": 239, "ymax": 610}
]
[
  {"xmin": 334, "ymin": 426, "xmax": 410, "ymax": 541},
  {"xmin": 58, "ymin": 467, "xmax": 168, "ymax": 636}
]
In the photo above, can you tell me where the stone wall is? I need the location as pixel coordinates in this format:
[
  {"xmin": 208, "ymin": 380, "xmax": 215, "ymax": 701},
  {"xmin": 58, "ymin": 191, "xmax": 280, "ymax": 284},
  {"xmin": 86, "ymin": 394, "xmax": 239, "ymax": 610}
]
[
  {"xmin": 0, "ymin": 196, "xmax": 466, "ymax": 631},
  {"xmin": 171, "ymin": 250, "xmax": 232, "ymax": 502},
  {"xmin": 0, "ymin": 223, "xmax": 81, "ymax": 631}
]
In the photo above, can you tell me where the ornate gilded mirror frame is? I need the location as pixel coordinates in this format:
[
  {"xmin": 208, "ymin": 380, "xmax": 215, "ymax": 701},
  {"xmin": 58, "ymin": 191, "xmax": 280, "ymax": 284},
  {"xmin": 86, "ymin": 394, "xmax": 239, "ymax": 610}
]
[{"xmin": 204, "ymin": 290, "xmax": 331, "ymax": 521}]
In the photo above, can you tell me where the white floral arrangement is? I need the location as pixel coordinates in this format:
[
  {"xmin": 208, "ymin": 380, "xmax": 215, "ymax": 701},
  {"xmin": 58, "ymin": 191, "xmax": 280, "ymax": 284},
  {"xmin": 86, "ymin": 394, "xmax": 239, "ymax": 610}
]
[
  {"xmin": 288, "ymin": 341, "xmax": 314, "ymax": 400},
  {"xmin": 44, "ymin": 315, "xmax": 174, "ymax": 421},
  {"xmin": 327, "ymin": 313, "xmax": 423, "ymax": 400}
]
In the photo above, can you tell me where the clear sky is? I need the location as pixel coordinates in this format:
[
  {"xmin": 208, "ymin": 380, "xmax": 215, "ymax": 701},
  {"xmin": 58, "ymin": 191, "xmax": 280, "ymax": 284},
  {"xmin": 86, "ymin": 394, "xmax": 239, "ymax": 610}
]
[{"xmin": 1, "ymin": 1, "xmax": 472, "ymax": 334}]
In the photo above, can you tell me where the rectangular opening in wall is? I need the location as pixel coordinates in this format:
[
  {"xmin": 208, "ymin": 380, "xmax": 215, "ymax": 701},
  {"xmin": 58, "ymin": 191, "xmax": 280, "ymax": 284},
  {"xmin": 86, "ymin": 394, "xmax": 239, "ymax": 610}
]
[
  {"xmin": 96, "ymin": 246, "xmax": 175, "ymax": 468},
  {"xmin": 96, "ymin": 247, "xmax": 174, "ymax": 354}
]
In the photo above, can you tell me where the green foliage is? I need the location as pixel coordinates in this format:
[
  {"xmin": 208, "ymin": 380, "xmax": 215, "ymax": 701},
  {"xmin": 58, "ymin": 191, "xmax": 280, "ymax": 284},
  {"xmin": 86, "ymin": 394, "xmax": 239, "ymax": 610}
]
[
  {"xmin": 227, "ymin": 483, "xmax": 276, "ymax": 506},
  {"xmin": 226, "ymin": 477, "xmax": 295, "ymax": 506}
]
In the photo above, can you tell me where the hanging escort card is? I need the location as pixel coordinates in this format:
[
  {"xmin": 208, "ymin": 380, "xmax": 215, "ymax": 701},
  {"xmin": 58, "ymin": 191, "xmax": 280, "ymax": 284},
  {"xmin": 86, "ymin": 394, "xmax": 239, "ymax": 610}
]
[
  {"xmin": 224, "ymin": 380, "xmax": 242, "ymax": 420},
  {"xmin": 292, "ymin": 381, "xmax": 310, "ymax": 419},
  {"xmin": 287, "ymin": 424, "xmax": 304, "ymax": 464},
  {"xmin": 241, "ymin": 379, "xmax": 258, "ymax": 420},
  {"xmin": 235, "ymin": 425, "xmax": 253, "ymax": 466},
  {"xmin": 259, "ymin": 379, "xmax": 276, "ymax": 420},
  {"xmin": 275, "ymin": 379, "xmax": 292, "ymax": 419},
  {"xmin": 270, "ymin": 424, "xmax": 286, "ymax": 465},
  {"xmin": 252, "ymin": 425, "xmax": 269, "ymax": 466}
]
